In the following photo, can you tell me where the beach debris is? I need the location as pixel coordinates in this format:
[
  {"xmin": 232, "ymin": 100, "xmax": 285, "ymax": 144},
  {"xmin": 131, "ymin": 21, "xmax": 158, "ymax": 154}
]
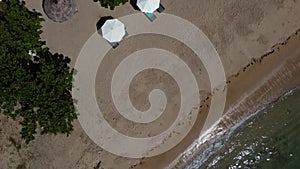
[{"xmin": 93, "ymin": 161, "xmax": 101, "ymax": 169}]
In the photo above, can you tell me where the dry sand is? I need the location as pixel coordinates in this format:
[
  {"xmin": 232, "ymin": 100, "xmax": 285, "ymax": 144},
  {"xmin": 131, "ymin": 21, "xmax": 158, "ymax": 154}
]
[{"xmin": 1, "ymin": 0, "xmax": 300, "ymax": 169}]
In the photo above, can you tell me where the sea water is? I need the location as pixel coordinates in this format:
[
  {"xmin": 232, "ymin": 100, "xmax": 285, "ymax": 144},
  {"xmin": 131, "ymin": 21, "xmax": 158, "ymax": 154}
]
[{"xmin": 192, "ymin": 87, "xmax": 300, "ymax": 169}]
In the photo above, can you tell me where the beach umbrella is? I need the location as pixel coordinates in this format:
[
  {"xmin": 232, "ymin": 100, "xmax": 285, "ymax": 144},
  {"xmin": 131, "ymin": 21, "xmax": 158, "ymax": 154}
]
[
  {"xmin": 101, "ymin": 19, "xmax": 126, "ymax": 43},
  {"xmin": 137, "ymin": 0, "xmax": 160, "ymax": 13},
  {"xmin": 43, "ymin": 0, "xmax": 76, "ymax": 23}
]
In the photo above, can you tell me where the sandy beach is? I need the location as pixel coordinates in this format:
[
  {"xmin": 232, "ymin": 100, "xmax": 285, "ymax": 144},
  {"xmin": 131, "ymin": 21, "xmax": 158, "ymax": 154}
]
[
  {"xmin": 1, "ymin": 0, "xmax": 300, "ymax": 169},
  {"xmin": 167, "ymin": 28, "xmax": 300, "ymax": 169}
]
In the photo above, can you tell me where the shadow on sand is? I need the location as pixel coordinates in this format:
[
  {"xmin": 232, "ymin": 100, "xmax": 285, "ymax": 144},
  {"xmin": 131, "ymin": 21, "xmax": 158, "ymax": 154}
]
[{"xmin": 96, "ymin": 16, "xmax": 114, "ymax": 34}]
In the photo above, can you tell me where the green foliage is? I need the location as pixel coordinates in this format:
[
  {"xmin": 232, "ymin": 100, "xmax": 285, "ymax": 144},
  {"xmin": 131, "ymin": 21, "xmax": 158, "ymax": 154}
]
[
  {"xmin": 0, "ymin": 0, "xmax": 76, "ymax": 143},
  {"xmin": 96, "ymin": 0, "xmax": 128, "ymax": 10}
]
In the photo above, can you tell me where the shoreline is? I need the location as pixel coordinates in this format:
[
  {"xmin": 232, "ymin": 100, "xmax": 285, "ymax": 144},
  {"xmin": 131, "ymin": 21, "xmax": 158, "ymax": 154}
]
[
  {"xmin": 166, "ymin": 28, "xmax": 300, "ymax": 169},
  {"xmin": 187, "ymin": 85, "xmax": 300, "ymax": 168},
  {"xmin": 196, "ymin": 85, "xmax": 300, "ymax": 168}
]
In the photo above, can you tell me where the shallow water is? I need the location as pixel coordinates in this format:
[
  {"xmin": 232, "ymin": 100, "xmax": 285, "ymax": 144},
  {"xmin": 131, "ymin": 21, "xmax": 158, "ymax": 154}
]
[{"xmin": 192, "ymin": 87, "xmax": 300, "ymax": 169}]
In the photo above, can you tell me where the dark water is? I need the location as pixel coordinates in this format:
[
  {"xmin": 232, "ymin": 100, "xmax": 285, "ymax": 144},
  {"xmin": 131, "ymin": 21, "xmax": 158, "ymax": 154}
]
[{"xmin": 196, "ymin": 87, "xmax": 300, "ymax": 169}]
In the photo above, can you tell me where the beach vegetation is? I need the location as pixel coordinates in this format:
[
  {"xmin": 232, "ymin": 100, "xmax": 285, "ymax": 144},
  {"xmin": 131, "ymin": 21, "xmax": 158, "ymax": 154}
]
[
  {"xmin": 95, "ymin": 0, "xmax": 128, "ymax": 10},
  {"xmin": 0, "ymin": 0, "xmax": 76, "ymax": 143}
]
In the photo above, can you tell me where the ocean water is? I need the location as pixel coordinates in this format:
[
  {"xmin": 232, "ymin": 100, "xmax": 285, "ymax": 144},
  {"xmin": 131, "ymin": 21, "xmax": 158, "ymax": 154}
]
[{"xmin": 195, "ymin": 87, "xmax": 300, "ymax": 169}]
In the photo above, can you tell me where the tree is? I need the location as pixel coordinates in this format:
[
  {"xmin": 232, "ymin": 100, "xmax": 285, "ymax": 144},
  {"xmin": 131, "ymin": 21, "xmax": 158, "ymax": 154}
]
[
  {"xmin": 0, "ymin": 0, "xmax": 76, "ymax": 143},
  {"xmin": 95, "ymin": 0, "xmax": 128, "ymax": 10}
]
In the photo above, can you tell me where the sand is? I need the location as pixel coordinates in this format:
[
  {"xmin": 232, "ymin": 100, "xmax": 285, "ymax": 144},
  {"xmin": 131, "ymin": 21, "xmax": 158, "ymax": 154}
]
[
  {"xmin": 1, "ymin": 0, "xmax": 300, "ymax": 169},
  {"xmin": 167, "ymin": 29, "xmax": 300, "ymax": 169}
]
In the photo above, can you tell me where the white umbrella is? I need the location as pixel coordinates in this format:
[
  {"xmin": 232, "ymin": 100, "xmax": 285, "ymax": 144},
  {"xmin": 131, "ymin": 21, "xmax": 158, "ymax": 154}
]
[
  {"xmin": 137, "ymin": 0, "xmax": 160, "ymax": 13},
  {"xmin": 101, "ymin": 19, "xmax": 126, "ymax": 43}
]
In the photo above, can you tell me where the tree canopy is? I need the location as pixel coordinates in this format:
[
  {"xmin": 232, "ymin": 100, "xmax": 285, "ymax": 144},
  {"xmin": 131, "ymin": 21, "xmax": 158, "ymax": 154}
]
[
  {"xmin": 95, "ymin": 0, "xmax": 128, "ymax": 10},
  {"xmin": 0, "ymin": 0, "xmax": 76, "ymax": 143}
]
